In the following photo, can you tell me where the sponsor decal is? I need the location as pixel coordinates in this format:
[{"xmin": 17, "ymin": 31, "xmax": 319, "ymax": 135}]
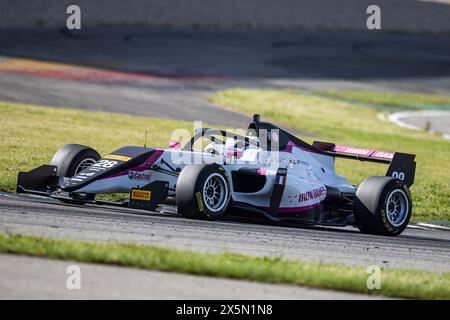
[
  {"xmin": 334, "ymin": 145, "xmax": 394, "ymax": 160},
  {"xmin": 371, "ymin": 151, "xmax": 394, "ymax": 159},
  {"xmin": 196, "ymin": 192, "xmax": 204, "ymax": 212},
  {"xmin": 131, "ymin": 189, "xmax": 151, "ymax": 201},
  {"xmin": 128, "ymin": 170, "xmax": 151, "ymax": 181},
  {"xmin": 298, "ymin": 186, "xmax": 327, "ymax": 203},
  {"xmin": 335, "ymin": 145, "xmax": 374, "ymax": 157},
  {"xmin": 381, "ymin": 208, "xmax": 394, "ymax": 231},
  {"xmin": 282, "ymin": 159, "xmax": 309, "ymax": 166},
  {"xmin": 276, "ymin": 175, "xmax": 286, "ymax": 185},
  {"xmin": 104, "ymin": 154, "xmax": 131, "ymax": 162}
]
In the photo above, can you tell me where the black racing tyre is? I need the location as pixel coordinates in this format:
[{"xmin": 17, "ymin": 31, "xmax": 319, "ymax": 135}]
[
  {"xmin": 354, "ymin": 176, "xmax": 412, "ymax": 236},
  {"xmin": 50, "ymin": 144, "xmax": 101, "ymax": 178},
  {"xmin": 176, "ymin": 164, "xmax": 231, "ymax": 220}
]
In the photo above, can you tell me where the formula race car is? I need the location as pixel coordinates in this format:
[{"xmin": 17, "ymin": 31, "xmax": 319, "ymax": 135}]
[{"xmin": 16, "ymin": 114, "xmax": 416, "ymax": 236}]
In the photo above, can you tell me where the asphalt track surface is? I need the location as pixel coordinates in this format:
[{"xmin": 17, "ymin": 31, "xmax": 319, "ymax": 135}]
[
  {"xmin": 0, "ymin": 28, "xmax": 449, "ymax": 298},
  {"xmin": 1, "ymin": 193, "xmax": 449, "ymax": 273},
  {"xmin": 0, "ymin": 28, "xmax": 450, "ymax": 129}
]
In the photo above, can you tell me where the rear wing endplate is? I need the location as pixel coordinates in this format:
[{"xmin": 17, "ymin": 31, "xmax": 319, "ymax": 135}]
[{"xmin": 312, "ymin": 141, "xmax": 416, "ymax": 187}]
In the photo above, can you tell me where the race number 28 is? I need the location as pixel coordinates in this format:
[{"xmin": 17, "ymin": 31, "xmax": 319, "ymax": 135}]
[{"xmin": 93, "ymin": 160, "xmax": 118, "ymax": 168}]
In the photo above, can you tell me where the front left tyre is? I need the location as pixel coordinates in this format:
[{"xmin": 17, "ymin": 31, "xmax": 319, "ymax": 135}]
[
  {"xmin": 50, "ymin": 144, "xmax": 101, "ymax": 202},
  {"xmin": 50, "ymin": 144, "xmax": 101, "ymax": 178},
  {"xmin": 176, "ymin": 164, "xmax": 231, "ymax": 220}
]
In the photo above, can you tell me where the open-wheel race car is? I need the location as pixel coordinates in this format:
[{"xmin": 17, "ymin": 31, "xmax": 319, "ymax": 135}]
[{"xmin": 17, "ymin": 114, "xmax": 416, "ymax": 236}]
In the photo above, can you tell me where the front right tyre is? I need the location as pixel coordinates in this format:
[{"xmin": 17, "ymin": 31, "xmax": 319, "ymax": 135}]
[{"xmin": 176, "ymin": 164, "xmax": 231, "ymax": 220}]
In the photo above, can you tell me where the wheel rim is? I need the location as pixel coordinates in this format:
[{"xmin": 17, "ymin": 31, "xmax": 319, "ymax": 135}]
[
  {"xmin": 74, "ymin": 158, "xmax": 97, "ymax": 175},
  {"xmin": 385, "ymin": 189, "xmax": 409, "ymax": 227},
  {"xmin": 202, "ymin": 173, "xmax": 228, "ymax": 213}
]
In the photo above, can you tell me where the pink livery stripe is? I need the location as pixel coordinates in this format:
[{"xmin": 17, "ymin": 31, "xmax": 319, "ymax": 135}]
[{"xmin": 101, "ymin": 149, "xmax": 164, "ymax": 179}]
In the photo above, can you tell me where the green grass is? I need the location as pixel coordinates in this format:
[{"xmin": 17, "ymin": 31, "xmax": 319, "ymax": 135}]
[
  {"xmin": 0, "ymin": 101, "xmax": 195, "ymax": 193},
  {"xmin": 315, "ymin": 89, "xmax": 450, "ymax": 111},
  {"xmin": 209, "ymin": 89, "xmax": 450, "ymax": 222},
  {"xmin": 1, "ymin": 233, "xmax": 449, "ymax": 299}
]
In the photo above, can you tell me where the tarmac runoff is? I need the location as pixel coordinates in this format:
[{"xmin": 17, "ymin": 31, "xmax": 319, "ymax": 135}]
[{"xmin": 378, "ymin": 111, "xmax": 450, "ymax": 140}]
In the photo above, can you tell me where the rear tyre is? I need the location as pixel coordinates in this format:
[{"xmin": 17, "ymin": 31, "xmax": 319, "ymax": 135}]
[
  {"xmin": 50, "ymin": 144, "xmax": 101, "ymax": 177},
  {"xmin": 176, "ymin": 164, "xmax": 230, "ymax": 220},
  {"xmin": 354, "ymin": 176, "xmax": 412, "ymax": 236}
]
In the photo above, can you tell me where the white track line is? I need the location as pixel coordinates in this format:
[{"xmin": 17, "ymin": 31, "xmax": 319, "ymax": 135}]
[{"xmin": 415, "ymin": 223, "xmax": 450, "ymax": 231}]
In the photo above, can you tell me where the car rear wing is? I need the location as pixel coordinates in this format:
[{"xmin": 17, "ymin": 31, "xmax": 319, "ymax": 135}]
[{"xmin": 312, "ymin": 141, "xmax": 416, "ymax": 187}]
